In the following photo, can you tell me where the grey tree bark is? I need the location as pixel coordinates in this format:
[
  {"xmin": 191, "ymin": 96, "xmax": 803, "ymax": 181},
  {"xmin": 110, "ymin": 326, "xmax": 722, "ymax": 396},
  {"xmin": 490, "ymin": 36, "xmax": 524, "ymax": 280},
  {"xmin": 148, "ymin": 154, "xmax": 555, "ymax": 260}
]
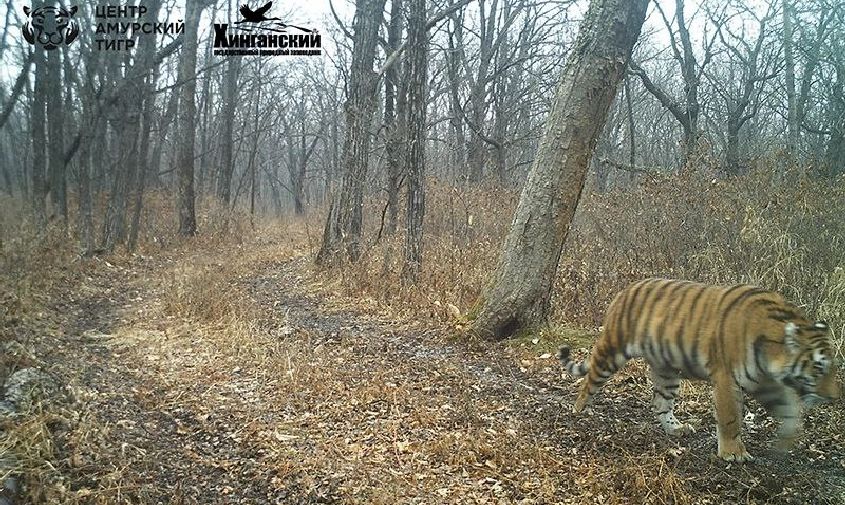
[
  {"xmin": 446, "ymin": 10, "xmax": 466, "ymax": 177},
  {"xmin": 383, "ymin": 0, "xmax": 404, "ymax": 234},
  {"xmin": 0, "ymin": 53, "xmax": 33, "ymax": 131},
  {"xmin": 30, "ymin": 24, "xmax": 47, "ymax": 227},
  {"xmin": 783, "ymin": 0, "xmax": 797, "ymax": 155},
  {"xmin": 217, "ymin": 55, "xmax": 240, "ymax": 203},
  {"xmin": 316, "ymin": 0, "xmax": 388, "ymax": 264},
  {"xmin": 401, "ymin": 0, "xmax": 428, "ymax": 283},
  {"xmin": 196, "ymin": 37, "xmax": 214, "ymax": 198},
  {"xmin": 128, "ymin": 0, "xmax": 163, "ymax": 250},
  {"xmin": 472, "ymin": 0, "xmax": 649, "ymax": 339},
  {"xmin": 176, "ymin": 0, "xmax": 205, "ymax": 236},
  {"xmin": 46, "ymin": 47, "xmax": 66, "ymax": 225}
]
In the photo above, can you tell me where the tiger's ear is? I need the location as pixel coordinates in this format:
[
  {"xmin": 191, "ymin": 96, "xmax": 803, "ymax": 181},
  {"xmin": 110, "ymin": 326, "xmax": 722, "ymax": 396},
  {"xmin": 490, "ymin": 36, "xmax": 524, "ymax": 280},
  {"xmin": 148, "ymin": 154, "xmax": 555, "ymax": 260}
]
[
  {"xmin": 23, "ymin": 6, "xmax": 30, "ymax": 15},
  {"xmin": 68, "ymin": 6, "xmax": 78, "ymax": 15},
  {"xmin": 784, "ymin": 322, "xmax": 800, "ymax": 352},
  {"xmin": 813, "ymin": 321, "xmax": 829, "ymax": 331}
]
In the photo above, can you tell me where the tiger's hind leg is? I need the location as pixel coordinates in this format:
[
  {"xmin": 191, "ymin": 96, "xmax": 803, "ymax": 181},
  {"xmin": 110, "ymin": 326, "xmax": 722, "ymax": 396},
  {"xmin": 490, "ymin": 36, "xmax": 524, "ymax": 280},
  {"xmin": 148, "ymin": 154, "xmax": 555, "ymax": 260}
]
[
  {"xmin": 650, "ymin": 367, "xmax": 694, "ymax": 436},
  {"xmin": 573, "ymin": 348, "xmax": 630, "ymax": 413}
]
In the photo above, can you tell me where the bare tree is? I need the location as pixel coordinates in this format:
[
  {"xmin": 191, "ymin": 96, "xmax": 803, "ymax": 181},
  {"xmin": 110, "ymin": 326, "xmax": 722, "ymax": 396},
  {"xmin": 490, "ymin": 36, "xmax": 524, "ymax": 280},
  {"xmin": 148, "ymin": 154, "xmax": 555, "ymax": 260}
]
[
  {"xmin": 317, "ymin": 0, "xmax": 389, "ymax": 264},
  {"xmin": 30, "ymin": 4, "xmax": 47, "ymax": 227},
  {"xmin": 383, "ymin": 0, "xmax": 405, "ymax": 234},
  {"xmin": 176, "ymin": 0, "xmax": 208, "ymax": 236},
  {"xmin": 401, "ymin": 0, "xmax": 428, "ymax": 282},
  {"xmin": 217, "ymin": 1, "xmax": 241, "ymax": 204},
  {"xmin": 0, "ymin": 52, "xmax": 32, "ymax": 131},
  {"xmin": 128, "ymin": 0, "xmax": 164, "ymax": 250},
  {"xmin": 286, "ymin": 88, "xmax": 321, "ymax": 215},
  {"xmin": 707, "ymin": 3, "xmax": 778, "ymax": 175},
  {"xmin": 629, "ymin": 0, "xmax": 720, "ymax": 166},
  {"xmin": 783, "ymin": 0, "xmax": 798, "ymax": 154},
  {"xmin": 46, "ymin": 46, "xmax": 67, "ymax": 225},
  {"xmin": 472, "ymin": 0, "xmax": 649, "ymax": 339}
]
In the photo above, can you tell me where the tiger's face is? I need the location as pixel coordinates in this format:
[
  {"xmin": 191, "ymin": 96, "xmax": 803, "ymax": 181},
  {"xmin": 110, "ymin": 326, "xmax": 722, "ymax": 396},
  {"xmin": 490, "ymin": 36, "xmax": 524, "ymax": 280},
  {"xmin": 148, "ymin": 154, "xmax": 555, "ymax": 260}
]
[
  {"xmin": 783, "ymin": 321, "xmax": 841, "ymax": 407},
  {"xmin": 22, "ymin": 5, "xmax": 79, "ymax": 50}
]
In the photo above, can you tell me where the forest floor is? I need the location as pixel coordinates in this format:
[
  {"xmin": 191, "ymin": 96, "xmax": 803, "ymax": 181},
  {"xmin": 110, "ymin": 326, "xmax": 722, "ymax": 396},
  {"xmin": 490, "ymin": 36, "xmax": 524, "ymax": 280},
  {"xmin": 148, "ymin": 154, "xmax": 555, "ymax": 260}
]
[{"xmin": 3, "ymin": 232, "xmax": 845, "ymax": 505}]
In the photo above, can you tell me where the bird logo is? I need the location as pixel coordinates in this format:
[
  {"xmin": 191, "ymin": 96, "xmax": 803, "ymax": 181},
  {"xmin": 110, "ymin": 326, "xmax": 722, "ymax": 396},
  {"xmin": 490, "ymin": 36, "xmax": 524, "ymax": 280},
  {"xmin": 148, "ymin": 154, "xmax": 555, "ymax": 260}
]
[{"xmin": 235, "ymin": 1, "xmax": 314, "ymax": 32}]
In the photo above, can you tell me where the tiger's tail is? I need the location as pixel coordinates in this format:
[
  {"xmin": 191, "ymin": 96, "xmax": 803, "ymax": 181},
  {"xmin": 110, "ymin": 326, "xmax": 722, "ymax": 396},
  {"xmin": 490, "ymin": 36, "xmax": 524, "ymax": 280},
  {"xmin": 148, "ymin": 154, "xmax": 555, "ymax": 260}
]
[{"xmin": 558, "ymin": 346, "xmax": 589, "ymax": 377}]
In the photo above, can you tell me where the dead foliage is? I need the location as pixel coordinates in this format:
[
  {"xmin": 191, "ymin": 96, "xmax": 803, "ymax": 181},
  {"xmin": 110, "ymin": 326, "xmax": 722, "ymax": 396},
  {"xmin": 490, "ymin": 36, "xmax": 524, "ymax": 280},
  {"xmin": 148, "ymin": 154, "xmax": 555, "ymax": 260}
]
[
  {"xmin": 329, "ymin": 171, "xmax": 845, "ymax": 356},
  {"xmin": 0, "ymin": 171, "xmax": 844, "ymax": 504}
]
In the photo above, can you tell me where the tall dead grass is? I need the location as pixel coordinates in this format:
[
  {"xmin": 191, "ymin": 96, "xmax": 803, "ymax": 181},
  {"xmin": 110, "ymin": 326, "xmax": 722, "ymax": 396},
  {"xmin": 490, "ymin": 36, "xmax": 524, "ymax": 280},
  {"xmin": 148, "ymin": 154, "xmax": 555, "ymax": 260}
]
[
  {"xmin": 558, "ymin": 170, "xmax": 845, "ymax": 336},
  {"xmin": 322, "ymin": 181, "xmax": 517, "ymax": 320},
  {"xmin": 331, "ymin": 170, "xmax": 845, "ymax": 353}
]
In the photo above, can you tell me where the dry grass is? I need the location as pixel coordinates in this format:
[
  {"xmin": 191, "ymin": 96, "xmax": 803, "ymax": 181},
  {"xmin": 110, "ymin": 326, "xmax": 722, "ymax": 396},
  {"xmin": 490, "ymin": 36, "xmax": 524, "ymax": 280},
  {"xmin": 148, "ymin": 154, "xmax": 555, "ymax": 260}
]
[
  {"xmin": 322, "ymin": 181, "xmax": 517, "ymax": 322},
  {"xmin": 0, "ymin": 193, "xmax": 302, "ymax": 504},
  {"xmin": 2, "ymin": 170, "xmax": 845, "ymax": 504},
  {"xmin": 328, "ymin": 171, "xmax": 845, "ymax": 355}
]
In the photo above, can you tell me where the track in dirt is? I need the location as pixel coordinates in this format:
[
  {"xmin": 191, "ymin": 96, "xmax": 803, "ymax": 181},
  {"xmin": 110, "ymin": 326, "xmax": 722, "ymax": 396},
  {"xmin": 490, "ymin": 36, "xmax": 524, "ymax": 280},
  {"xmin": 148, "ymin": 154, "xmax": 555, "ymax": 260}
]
[{"xmin": 14, "ymin": 253, "xmax": 845, "ymax": 504}]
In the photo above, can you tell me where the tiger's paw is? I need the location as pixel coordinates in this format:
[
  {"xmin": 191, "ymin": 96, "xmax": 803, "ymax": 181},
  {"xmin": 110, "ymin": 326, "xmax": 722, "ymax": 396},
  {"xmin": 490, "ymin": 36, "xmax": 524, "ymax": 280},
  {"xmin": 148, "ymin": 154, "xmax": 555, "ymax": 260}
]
[
  {"xmin": 572, "ymin": 402, "xmax": 590, "ymax": 414},
  {"xmin": 774, "ymin": 436, "xmax": 798, "ymax": 453},
  {"xmin": 717, "ymin": 440, "xmax": 753, "ymax": 463},
  {"xmin": 659, "ymin": 414, "xmax": 695, "ymax": 437},
  {"xmin": 718, "ymin": 450, "xmax": 754, "ymax": 463},
  {"xmin": 573, "ymin": 393, "xmax": 591, "ymax": 413},
  {"xmin": 666, "ymin": 423, "xmax": 695, "ymax": 437}
]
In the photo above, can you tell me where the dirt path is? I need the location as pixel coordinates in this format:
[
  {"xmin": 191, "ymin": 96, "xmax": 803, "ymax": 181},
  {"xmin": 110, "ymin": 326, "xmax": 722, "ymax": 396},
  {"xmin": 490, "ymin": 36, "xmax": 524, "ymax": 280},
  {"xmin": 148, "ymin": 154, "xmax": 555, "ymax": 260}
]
[{"xmin": 10, "ymin": 252, "xmax": 845, "ymax": 504}]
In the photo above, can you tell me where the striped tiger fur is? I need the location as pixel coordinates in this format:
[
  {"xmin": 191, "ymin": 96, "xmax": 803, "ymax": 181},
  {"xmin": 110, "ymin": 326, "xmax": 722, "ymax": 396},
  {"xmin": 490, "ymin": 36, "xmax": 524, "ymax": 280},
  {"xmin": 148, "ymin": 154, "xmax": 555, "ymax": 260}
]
[{"xmin": 558, "ymin": 278, "xmax": 840, "ymax": 462}]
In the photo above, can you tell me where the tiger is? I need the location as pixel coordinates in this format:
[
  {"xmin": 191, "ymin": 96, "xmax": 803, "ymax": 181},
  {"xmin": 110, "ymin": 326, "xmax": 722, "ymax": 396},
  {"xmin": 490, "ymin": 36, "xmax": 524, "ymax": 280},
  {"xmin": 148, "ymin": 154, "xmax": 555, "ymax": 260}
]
[{"xmin": 558, "ymin": 278, "xmax": 841, "ymax": 462}]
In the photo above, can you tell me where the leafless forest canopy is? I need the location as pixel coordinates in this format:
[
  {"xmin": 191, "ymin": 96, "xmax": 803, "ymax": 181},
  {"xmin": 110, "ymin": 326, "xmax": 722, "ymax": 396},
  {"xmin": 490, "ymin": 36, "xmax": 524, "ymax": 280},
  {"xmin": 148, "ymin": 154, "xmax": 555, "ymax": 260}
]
[{"xmin": 1, "ymin": 0, "xmax": 845, "ymax": 325}]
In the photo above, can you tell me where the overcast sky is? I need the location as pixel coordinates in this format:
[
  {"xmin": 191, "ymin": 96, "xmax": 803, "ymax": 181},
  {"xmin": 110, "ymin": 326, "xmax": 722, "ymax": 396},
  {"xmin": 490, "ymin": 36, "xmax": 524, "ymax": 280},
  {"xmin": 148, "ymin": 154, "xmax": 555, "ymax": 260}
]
[{"xmin": 0, "ymin": 0, "xmax": 762, "ymax": 84}]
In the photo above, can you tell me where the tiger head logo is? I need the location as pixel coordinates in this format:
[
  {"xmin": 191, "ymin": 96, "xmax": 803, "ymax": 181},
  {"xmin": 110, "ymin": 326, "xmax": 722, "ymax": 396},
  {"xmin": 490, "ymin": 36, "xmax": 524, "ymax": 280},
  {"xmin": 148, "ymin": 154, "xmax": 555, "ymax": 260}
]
[{"xmin": 22, "ymin": 5, "xmax": 80, "ymax": 50}]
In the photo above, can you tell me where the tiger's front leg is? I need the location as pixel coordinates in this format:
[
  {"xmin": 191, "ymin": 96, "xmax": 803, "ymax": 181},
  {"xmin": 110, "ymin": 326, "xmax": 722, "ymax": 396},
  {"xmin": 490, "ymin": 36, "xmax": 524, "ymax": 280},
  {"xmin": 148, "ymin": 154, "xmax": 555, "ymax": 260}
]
[
  {"xmin": 753, "ymin": 381, "xmax": 803, "ymax": 451},
  {"xmin": 713, "ymin": 373, "xmax": 752, "ymax": 462}
]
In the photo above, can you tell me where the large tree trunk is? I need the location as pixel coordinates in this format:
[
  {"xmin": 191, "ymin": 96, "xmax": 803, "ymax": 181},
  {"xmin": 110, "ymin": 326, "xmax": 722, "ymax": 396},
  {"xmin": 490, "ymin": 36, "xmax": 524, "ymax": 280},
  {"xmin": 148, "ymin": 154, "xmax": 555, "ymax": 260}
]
[
  {"xmin": 316, "ymin": 0, "xmax": 388, "ymax": 264},
  {"xmin": 31, "ymin": 20, "xmax": 47, "ymax": 227},
  {"xmin": 446, "ymin": 9, "xmax": 466, "ymax": 176},
  {"xmin": 472, "ymin": 0, "xmax": 649, "ymax": 339},
  {"xmin": 383, "ymin": 0, "xmax": 404, "ymax": 234},
  {"xmin": 102, "ymin": 95, "xmax": 140, "ymax": 250},
  {"xmin": 46, "ymin": 47, "xmax": 67, "ymax": 225},
  {"xmin": 128, "ymin": 0, "xmax": 163, "ymax": 251},
  {"xmin": 217, "ymin": 56, "xmax": 240, "ymax": 203},
  {"xmin": 624, "ymin": 74, "xmax": 636, "ymax": 184},
  {"xmin": 176, "ymin": 0, "xmax": 204, "ymax": 236},
  {"xmin": 401, "ymin": 0, "xmax": 428, "ymax": 282}
]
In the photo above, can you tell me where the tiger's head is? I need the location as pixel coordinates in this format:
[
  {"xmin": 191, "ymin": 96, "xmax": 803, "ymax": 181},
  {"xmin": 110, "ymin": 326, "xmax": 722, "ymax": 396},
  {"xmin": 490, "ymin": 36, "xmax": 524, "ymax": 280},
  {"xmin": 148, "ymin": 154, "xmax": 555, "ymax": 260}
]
[
  {"xmin": 22, "ymin": 5, "xmax": 79, "ymax": 50},
  {"xmin": 782, "ymin": 321, "xmax": 841, "ymax": 407}
]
